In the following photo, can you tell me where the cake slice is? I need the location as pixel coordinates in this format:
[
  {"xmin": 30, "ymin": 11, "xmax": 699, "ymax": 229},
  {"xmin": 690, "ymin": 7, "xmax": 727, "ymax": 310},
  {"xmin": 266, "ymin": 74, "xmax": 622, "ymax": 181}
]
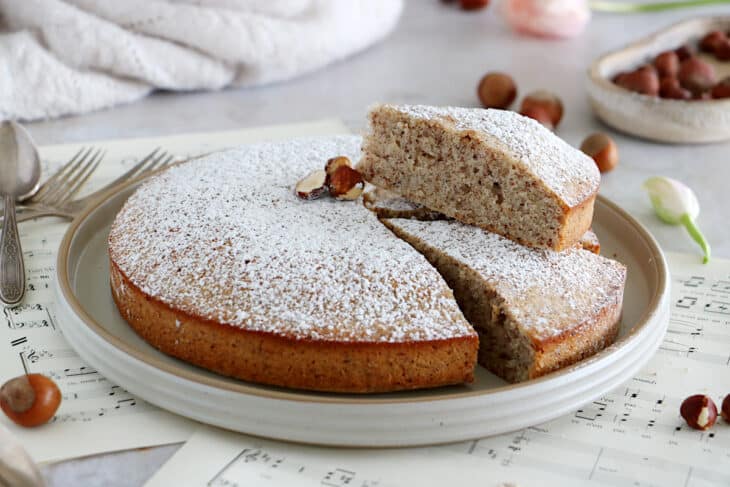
[
  {"xmin": 364, "ymin": 188, "xmax": 602, "ymax": 255},
  {"xmin": 363, "ymin": 187, "xmax": 443, "ymax": 221},
  {"xmin": 358, "ymin": 104, "xmax": 601, "ymax": 251},
  {"xmin": 382, "ymin": 218, "xmax": 626, "ymax": 383}
]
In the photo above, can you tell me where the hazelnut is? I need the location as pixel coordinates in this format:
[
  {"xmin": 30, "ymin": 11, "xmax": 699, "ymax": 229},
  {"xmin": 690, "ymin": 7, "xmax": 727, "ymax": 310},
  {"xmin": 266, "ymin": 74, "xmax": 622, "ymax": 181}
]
[
  {"xmin": 1, "ymin": 374, "xmax": 61, "ymax": 428},
  {"xmin": 460, "ymin": 0, "xmax": 490, "ymax": 9},
  {"xmin": 295, "ymin": 169, "xmax": 328, "ymax": 200},
  {"xmin": 711, "ymin": 77, "xmax": 730, "ymax": 99},
  {"xmin": 675, "ymin": 45, "xmax": 694, "ymax": 61},
  {"xmin": 654, "ymin": 51, "xmax": 679, "ymax": 78},
  {"xmin": 614, "ymin": 66, "xmax": 659, "ymax": 96},
  {"xmin": 715, "ymin": 39, "xmax": 730, "ymax": 61},
  {"xmin": 700, "ymin": 30, "xmax": 727, "ymax": 53},
  {"xmin": 678, "ymin": 58, "xmax": 717, "ymax": 94},
  {"xmin": 659, "ymin": 77, "xmax": 692, "ymax": 100},
  {"xmin": 477, "ymin": 72, "xmax": 517, "ymax": 109},
  {"xmin": 680, "ymin": 394, "xmax": 717, "ymax": 431},
  {"xmin": 520, "ymin": 106, "xmax": 554, "ymax": 131},
  {"xmin": 721, "ymin": 394, "xmax": 730, "ymax": 422},
  {"xmin": 327, "ymin": 165, "xmax": 365, "ymax": 201},
  {"xmin": 325, "ymin": 156, "xmax": 352, "ymax": 179},
  {"xmin": 580, "ymin": 133, "xmax": 618, "ymax": 173},
  {"xmin": 520, "ymin": 90, "xmax": 563, "ymax": 127}
]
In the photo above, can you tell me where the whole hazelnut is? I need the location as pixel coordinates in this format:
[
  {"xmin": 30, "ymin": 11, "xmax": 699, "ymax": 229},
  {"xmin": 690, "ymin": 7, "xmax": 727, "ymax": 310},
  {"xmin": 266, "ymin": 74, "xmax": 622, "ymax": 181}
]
[
  {"xmin": 721, "ymin": 394, "xmax": 730, "ymax": 422},
  {"xmin": 654, "ymin": 51, "xmax": 679, "ymax": 78},
  {"xmin": 680, "ymin": 394, "xmax": 717, "ymax": 431},
  {"xmin": 520, "ymin": 90, "xmax": 563, "ymax": 127},
  {"xmin": 675, "ymin": 45, "xmax": 694, "ymax": 61},
  {"xmin": 460, "ymin": 0, "xmax": 490, "ymax": 9},
  {"xmin": 0, "ymin": 374, "xmax": 61, "ymax": 428},
  {"xmin": 659, "ymin": 77, "xmax": 692, "ymax": 100},
  {"xmin": 580, "ymin": 133, "xmax": 618, "ymax": 173},
  {"xmin": 614, "ymin": 65, "xmax": 660, "ymax": 96},
  {"xmin": 678, "ymin": 58, "xmax": 717, "ymax": 94},
  {"xmin": 711, "ymin": 77, "xmax": 730, "ymax": 99},
  {"xmin": 715, "ymin": 39, "xmax": 730, "ymax": 61},
  {"xmin": 327, "ymin": 165, "xmax": 365, "ymax": 201},
  {"xmin": 477, "ymin": 72, "xmax": 517, "ymax": 109},
  {"xmin": 520, "ymin": 106, "xmax": 554, "ymax": 131},
  {"xmin": 699, "ymin": 30, "xmax": 727, "ymax": 53}
]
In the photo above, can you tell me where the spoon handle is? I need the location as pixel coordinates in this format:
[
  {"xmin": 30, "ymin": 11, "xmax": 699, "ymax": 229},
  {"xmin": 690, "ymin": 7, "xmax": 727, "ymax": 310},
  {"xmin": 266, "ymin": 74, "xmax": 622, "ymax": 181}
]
[{"xmin": 0, "ymin": 195, "xmax": 25, "ymax": 305}]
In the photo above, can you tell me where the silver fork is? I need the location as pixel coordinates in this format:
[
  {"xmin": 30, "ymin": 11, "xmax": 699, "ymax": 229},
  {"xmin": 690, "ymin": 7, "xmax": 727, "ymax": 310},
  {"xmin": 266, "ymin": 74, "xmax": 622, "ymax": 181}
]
[
  {"xmin": 6, "ymin": 147, "xmax": 102, "ymax": 219},
  {"xmin": 21, "ymin": 147, "xmax": 104, "ymax": 207},
  {"xmin": 8, "ymin": 148, "xmax": 175, "ymax": 225}
]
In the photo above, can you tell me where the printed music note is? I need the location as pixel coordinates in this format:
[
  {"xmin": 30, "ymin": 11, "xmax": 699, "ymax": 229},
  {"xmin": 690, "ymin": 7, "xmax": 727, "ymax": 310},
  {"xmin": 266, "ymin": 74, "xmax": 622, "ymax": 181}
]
[
  {"xmin": 710, "ymin": 280, "xmax": 730, "ymax": 293},
  {"xmin": 704, "ymin": 300, "xmax": 730, "ymax": 315},
  {"xmin": 683, "ymin": 276, "xmax": 704, "ymax": 287},
  {"xmin": 675, "ymin": 296, "xmax": 697, "ymax": 309}
]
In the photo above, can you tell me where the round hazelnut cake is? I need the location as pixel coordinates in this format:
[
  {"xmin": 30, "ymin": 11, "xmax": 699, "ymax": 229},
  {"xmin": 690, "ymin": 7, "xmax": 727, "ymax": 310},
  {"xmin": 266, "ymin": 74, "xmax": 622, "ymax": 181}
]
[{"xmin": 108, "ymin": 136, "xmax": 478, "ymax": 393}]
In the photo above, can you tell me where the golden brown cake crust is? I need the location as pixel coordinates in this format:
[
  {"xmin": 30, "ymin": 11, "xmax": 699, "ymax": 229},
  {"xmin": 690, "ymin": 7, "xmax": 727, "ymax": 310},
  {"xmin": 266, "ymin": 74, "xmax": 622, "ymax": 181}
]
[
  {"xmin": 527, "ymin": 297, "xmax": 621, "ymax": 379},
  {"xmin": 110, "ymin": 260, "xmax": 478, "ymax": 393}
]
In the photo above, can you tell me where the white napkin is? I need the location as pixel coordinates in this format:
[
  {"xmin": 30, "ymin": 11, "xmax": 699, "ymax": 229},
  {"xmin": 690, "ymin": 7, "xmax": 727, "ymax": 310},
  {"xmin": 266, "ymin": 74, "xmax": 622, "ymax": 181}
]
[{"xmin": 0, "ymin": 0, "xmax": 403, "ymax": 121}]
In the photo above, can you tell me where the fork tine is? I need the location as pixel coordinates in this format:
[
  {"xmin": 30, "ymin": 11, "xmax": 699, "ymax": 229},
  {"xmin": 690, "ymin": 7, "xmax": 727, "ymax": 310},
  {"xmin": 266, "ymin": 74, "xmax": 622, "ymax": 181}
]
[
  {"xmin": 154, "ymin": 154, "xmax": 176, "ymax": 172},
  {"xmin": 37, "ymin": 147, "xmax": 97, "ymax": 203},
  {"xmin": 142, "ymin": 152, "xmax": 172, "ymax": 174},
  {"xmin": 30, "ymin": 147, "xmax": 89, "ymax": 202},
  {"xmin": 54, "ymin": 153, "xmax": 104, "ymax": 205},
  {"xmin": 115, "ymin": 147, "xmax": 161, "ymax": 183},
  {"xmin": 40, "ymin": 149, "xmax": 103, "ymax": 206}
]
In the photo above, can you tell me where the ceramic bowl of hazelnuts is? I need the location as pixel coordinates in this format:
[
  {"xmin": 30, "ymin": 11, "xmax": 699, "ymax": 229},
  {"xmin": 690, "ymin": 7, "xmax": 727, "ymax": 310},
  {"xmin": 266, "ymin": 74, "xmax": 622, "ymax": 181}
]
[{"xmin": 587, "ymin": 16, "xmax": 730, "ymax": 144}]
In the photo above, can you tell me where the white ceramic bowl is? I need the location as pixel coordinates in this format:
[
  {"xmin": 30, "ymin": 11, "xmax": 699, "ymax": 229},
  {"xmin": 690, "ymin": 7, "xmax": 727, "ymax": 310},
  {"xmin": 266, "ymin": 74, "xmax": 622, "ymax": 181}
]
[{"xmin": 587, "ymin": 16, "xmax": 730, "ymax": 144}]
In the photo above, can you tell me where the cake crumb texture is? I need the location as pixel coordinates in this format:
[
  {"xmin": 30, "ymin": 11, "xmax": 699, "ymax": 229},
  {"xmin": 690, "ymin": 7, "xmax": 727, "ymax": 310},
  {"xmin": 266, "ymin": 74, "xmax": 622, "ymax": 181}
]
[{"xmin": 358, "ymin": 104, "xmax": 600, "ymax": 250}]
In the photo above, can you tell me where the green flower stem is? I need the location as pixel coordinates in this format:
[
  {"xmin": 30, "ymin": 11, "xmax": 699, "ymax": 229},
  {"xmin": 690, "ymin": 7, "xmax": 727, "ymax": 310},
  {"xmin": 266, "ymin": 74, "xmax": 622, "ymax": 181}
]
[
  {"xmin": 590, "ymin": 0, "xmax": 730, "ymax": 12},
  {"xmin": 680, "ymin": 213, "xmax": 711, "ymax": 264}
]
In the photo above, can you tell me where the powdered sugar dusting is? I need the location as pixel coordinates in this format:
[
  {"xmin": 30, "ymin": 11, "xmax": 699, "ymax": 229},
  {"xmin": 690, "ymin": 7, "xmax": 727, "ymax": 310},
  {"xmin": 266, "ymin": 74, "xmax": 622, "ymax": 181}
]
[
  {"xmin": 109, "ymin": 136, "xmax": 474, "ymax": 343},
  {"xmin": 385, "ymin": 104, "xmax": 600, "ymax": 207},
  {"xmin": 385, "ymin": 219, "xmax": 626, "ymax": 340}
]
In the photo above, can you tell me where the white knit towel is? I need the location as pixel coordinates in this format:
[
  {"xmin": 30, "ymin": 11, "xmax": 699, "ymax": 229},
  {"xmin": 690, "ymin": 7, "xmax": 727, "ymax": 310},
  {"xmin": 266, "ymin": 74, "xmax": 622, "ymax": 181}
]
[{"xmin": 0, "ymin": 0, "xmax": 403, "ymax": 121}]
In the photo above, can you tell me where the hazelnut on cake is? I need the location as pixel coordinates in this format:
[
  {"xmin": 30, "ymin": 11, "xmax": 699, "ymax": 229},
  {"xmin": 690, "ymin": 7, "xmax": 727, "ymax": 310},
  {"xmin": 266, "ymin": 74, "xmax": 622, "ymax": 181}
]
[
  {"xmin": 382, "ymin": 218, "xmax": 626, "ymax": 383},
  {"xmin": 364, "ymin": 188, "xmax": 601, "ymax": 255},
  {"xmin": 109, "ymin": 136, "xmax": 478, "ymax": 393},
  {"xmin": 358, "ymin": 104, "xmax": 601, "ymax": 251}
]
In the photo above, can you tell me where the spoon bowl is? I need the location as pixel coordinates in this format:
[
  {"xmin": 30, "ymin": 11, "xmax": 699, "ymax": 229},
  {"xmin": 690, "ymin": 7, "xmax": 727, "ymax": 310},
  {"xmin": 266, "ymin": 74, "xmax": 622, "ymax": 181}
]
[
  {"xmin": 0, "ymin": 121, "xmax": 41, "ymax": 305},
  {"xmin": 0, "ymin": 122, "xmax": 41, "ymax": 199}
]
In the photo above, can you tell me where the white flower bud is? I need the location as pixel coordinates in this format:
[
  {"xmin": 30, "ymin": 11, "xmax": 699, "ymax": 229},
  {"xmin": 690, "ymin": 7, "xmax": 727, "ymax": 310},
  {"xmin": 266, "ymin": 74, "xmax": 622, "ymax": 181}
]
[{"xmin": 643, "ymin": 176, "xmax": 709, "ymax": 263}]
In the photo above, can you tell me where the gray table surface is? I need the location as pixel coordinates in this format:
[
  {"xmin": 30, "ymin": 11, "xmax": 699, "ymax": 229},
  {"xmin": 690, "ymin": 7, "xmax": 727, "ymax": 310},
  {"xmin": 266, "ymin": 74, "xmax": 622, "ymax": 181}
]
[{"xmin": 24, "ymin": 1, "xmax": 730, "ymax": 485}]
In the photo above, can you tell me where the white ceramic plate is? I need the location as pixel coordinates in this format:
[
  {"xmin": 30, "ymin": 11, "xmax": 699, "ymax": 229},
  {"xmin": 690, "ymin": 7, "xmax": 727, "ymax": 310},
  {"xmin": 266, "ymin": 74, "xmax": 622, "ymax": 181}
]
[
  {"xmin": 54, "ymin": 181, "xmax": 670, "ymax": 447},
  {"xmin": 587, "ymin": 16, "xmax": 730, "ymax": 144}
]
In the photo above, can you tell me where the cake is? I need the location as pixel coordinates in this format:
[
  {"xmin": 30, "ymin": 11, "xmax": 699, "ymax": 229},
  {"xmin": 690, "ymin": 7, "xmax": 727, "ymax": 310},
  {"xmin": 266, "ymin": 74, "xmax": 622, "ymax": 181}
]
[
  {"xmin": 382, "ymin": 218, "xmax": 626, "ymax": 383},
  {"xmin": 363, "ymin": 187, "xmax": 443, "ymax": 221},
  {"xmin": 108, "ymin": 136, "xmax": 478, "ymax": 393},
  {"xmin": 363, "ymin": 188, "xmax": 602, "ymax": 254},
  {"xmin": 357, "ymin": 104, "xmax": 601, "ymax": 251}
]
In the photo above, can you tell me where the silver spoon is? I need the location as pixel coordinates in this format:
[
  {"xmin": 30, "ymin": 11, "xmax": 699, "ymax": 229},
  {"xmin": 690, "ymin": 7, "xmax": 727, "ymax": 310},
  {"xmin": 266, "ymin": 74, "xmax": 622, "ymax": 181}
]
[{"xmin": 0, "ymin": 121, "xmax": 41, "ymax": 305}]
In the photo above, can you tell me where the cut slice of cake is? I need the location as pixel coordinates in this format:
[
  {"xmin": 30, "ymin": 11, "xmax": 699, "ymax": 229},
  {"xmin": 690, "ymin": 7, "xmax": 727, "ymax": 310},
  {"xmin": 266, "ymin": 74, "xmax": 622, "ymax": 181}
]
[
  {"xmin": 382, "ymin": 218, "xmax": 626, "ymax": 383},
  {"xmin": 363, "ymin": 187, "xmax": 443, "ymax": 221},
  {"xmin": 363, "ymin": 188, "xmax": 602, "ymax": 255},
  {"xmin": 358, "ymin": 104, "xmax": 601, "ymax": 251}
]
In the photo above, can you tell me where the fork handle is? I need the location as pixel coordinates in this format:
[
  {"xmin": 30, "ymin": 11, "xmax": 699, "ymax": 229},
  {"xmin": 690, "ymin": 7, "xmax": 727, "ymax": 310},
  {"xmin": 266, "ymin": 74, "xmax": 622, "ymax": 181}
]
[{"xmin": 0, "ymin": 195, "xmax": 25, "ymax": 305}]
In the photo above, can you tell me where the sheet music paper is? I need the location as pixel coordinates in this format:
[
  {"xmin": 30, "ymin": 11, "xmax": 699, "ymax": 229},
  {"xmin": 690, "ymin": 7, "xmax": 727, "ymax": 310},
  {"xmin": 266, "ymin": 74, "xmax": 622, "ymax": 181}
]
[
  {"xmin": 0, "ymin": 119, "xmax": 349, "ymax": 464},
  {"xmin": 147, "ymin": 252, "xmax": 730, "ymax": 487}
]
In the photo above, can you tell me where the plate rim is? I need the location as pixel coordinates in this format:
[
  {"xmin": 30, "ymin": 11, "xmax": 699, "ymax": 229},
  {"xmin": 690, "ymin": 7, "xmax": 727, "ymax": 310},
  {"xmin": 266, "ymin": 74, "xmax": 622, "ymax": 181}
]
[{"xmin": 55, "ymin": 177, "xmax": 669, "ymax": 406}]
